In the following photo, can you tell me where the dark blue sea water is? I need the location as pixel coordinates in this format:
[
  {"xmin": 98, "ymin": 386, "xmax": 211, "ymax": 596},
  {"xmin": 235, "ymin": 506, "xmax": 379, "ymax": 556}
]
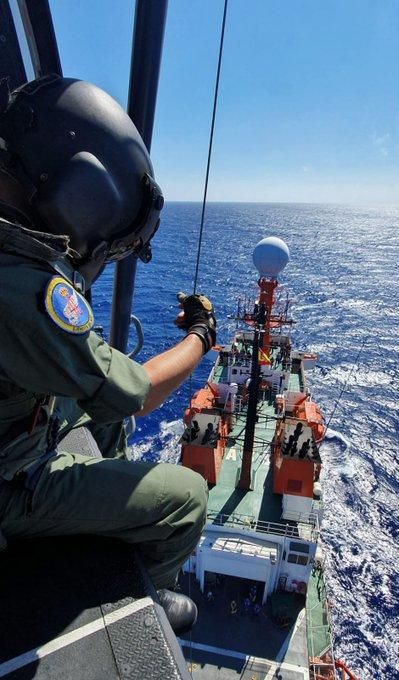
[{"xmin": 93, "ymin": 202, "xmax": 399, "ymax": 680}]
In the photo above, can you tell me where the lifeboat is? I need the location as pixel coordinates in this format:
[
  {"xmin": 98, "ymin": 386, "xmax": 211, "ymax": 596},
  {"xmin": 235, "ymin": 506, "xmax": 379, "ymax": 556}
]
[
  {"xmin": 293, "ymin": 400, "xmax": 326, "ymax": 443},
  {"xmin": 183, "ymin": 386, "xmax": 216, "ymax": 424}
]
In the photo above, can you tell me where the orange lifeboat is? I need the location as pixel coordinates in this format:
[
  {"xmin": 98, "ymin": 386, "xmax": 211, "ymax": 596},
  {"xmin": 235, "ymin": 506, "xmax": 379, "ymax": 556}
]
[
  {"xmin": 293, "ymin": 400, "xmax": 326, "ymax": 443},
  {"xmin": 183, "ymin": 386, "xmax": 216, "ymax": 424}
]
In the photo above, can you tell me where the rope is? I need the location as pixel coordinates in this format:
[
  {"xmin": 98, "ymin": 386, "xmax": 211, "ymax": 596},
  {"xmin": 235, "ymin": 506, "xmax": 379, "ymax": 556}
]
[
  {"xmin": 192, "ymin": 0, "xmax": 229, "ymax": 294},
  {"xmin": 324, "ymin": 336, "xmax": 367, "ymax": 432},
  {"xmin": 316, "ymin": 331, "xmax": 369, "ymax": 458},
  {"xmin": 321, "ymin": 284, "xmax": 388, "ymax": 437}
]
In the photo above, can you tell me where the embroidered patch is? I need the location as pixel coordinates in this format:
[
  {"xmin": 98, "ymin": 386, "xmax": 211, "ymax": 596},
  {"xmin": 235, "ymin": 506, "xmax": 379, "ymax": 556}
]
[{"xmin": 44, "ymin": 276, "xmax": 94, "ymax": 334}]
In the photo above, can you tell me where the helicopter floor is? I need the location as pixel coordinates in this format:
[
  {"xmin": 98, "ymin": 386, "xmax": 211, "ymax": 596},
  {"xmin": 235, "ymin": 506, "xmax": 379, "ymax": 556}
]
[{"xmin": 0, "ymin": 536, "xmax": 189, "ymax": 680}]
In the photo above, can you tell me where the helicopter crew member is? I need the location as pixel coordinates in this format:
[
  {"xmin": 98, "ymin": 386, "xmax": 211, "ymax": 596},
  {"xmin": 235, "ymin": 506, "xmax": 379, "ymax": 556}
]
[{"xmin": 0, "ymin": 75, "xmax": 216, "ymax": 635}]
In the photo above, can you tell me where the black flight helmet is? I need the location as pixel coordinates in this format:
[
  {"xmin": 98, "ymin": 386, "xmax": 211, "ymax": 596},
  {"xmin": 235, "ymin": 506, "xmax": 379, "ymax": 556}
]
[{"xmin": 0, "ymin": 75, "xmax": 164, "ymax": 278}]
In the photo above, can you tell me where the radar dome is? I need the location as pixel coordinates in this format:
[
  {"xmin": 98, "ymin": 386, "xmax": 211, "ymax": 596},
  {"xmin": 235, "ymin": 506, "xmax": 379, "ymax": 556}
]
[{"xmin": 252, "ymin": 237, "xmax": 290, "ymax": 278}]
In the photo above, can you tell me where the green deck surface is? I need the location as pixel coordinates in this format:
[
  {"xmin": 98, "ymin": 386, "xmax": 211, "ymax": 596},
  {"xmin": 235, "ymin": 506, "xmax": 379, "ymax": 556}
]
[
  {"xmin": 207, "ymin": 399, "xmax": 283, "ymax": 525},
  {"xmin": 306, "ymin": 568, "xmax": 333, "ymax": 658},
  {"xmin": 288, "ymin": 371, "xmax": 301, "ymax": 391},
  {"xmin": 212, "ymin": 364, "xmax": 229, "ymax": 382}
]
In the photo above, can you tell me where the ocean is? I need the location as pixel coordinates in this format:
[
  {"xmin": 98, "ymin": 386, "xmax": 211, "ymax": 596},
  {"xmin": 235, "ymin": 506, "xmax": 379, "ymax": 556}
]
[{"xmin": 93, "ymin": 202, "xmax": 399, "ymax": 679}]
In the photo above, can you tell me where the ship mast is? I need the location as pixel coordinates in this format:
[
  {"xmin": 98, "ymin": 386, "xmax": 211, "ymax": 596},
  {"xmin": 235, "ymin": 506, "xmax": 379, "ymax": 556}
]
[
  {"xmin": 236, "ymin": 237, "xmax": 290, "ymax": 490},
  {"xmin": 237, "ymin": 327, "xmax": 260, "ymax": 489},
  {"xmin": 258, "ymin": 278, "xmax": 278, "ymax": 353}
]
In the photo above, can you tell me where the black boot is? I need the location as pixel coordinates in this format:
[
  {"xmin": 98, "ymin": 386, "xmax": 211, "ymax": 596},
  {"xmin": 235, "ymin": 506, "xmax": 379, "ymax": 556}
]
[{"xmin": 157, "ymin": 589, "xmax": 197, "ymax": 636}]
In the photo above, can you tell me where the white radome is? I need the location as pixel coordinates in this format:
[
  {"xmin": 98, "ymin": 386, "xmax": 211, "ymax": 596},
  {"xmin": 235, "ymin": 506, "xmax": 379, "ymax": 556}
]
[{"xmin": 252, "ymin": 236, "xmax": 290, "ymax": 278}]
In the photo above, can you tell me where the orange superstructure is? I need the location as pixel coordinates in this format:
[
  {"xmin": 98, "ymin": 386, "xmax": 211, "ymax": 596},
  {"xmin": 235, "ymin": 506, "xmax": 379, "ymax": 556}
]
[
  {"xmin": 273, "ymin": 450, "xmax": 315, "ymax": 497},
  {"xmin": 183, "ymin": 386, "xmax": 215, "ymax": 423},
  {"xmin": 273, "ymin": 420, "xmax": 313, "ymax": 496},
  {"xmin": 272, "ymin": 406, "xmax": 323, "ymax": 498},
  {"xmin": 181, "ymin": 385, "xmax": 229, "ymax": 485},
  {"xmin": 181, "ymin": 442, "xmax": 224, "ymax": 486}
]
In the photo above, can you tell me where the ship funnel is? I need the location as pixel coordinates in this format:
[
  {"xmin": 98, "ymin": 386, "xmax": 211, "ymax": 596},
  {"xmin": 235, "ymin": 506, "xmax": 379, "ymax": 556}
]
[{"xmin": 253, "ymin": 237, "xmax": 290, "ymax": 278}]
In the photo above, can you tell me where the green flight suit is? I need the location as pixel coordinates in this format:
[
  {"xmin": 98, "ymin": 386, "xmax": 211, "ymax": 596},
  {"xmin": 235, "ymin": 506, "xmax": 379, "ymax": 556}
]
[{"xmin": 0, "ymin": 220, "xmax": 208, "ymax": 588}]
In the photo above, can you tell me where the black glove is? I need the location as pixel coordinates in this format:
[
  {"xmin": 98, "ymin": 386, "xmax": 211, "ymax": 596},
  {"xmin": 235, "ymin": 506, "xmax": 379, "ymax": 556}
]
[{"xmin": 176, "ymin": 292, "xmax": 217, "ymax": 354}]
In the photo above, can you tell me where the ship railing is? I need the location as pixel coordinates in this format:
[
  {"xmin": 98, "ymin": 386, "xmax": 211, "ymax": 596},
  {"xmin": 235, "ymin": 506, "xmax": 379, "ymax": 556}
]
[
  {"xmin": 235, "ymin": 395, "xmax": 244, "ymax": 413},
  {"xmin": 307, "ymin": 559, "xmax": 338, "ymax": 679},
  {"xmin": 283, "ymin": 510, "xmax": 321, "ymax": 528},
  {"xmin": 207, "ymin": 511, "xmax": 319, "ymax": 542}
]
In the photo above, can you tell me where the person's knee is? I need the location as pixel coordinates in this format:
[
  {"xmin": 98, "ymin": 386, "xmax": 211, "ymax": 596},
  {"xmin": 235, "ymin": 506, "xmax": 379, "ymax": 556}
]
[
  {"xmin": 162, "ymin": 464, "xmax": 208, "ymax": 525},
  {"xmin": 178, "ymin": 466, "xmax": 208, "ymax": 519},
  {"xmin": 186, "ymin": 468, "xmax": 208, "ymax": 521}
]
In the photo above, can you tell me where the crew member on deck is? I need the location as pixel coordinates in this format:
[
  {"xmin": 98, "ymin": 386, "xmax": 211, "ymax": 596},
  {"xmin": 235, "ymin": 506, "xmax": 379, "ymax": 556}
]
[
  {"xmin": 230, "ymin": 600, "xmax": 238, "ymax": 616},
  {"xmin": 0, "ymin": 75, "xmax": 217, "ymax": 636},
  {"xmin": 249, "ymin": 583, "xmax": 257, "ymax": 603}
]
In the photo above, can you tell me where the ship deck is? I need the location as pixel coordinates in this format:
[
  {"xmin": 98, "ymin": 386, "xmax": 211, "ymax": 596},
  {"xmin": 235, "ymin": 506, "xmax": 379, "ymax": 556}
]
[
  {"xmin": 179, "ymin": 398, "xmax": 314, "ymax": 678},
  {"xmin": 213, "ymin": 347, "xmax": 303, "ymax": 394},
  {"xmin": 179, "ymin": 572, "xmax": 310, "ymax": 680},
  {"xmin": 179, "ymin": 566, "xmax": 333, "ymax": 680},
  {"xmin": 179, "ymin": 336, "xmax": 327, "ymax": 677},
  {"xmin": 207, "ymin": 396, "xmax": 283, "ymax": 525},
  {"xmin": 207, "ymin": 396, "xmax": 314, "ymax": 541},
  {"xmin": 306, "ymin": 568, "xmax": 334, "ymax": 659}
]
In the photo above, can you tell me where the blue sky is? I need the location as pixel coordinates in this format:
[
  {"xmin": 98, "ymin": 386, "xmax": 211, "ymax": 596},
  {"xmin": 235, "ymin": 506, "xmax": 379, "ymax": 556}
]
[{"xmin": 49, "ymin": 0, "xmax": 399, "ymax": 203}]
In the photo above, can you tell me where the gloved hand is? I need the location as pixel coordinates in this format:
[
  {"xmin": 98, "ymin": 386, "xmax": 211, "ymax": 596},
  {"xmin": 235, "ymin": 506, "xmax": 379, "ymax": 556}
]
[{"xmin": 176, "ymin": 292, "xmax": 216, "ymax": 353}]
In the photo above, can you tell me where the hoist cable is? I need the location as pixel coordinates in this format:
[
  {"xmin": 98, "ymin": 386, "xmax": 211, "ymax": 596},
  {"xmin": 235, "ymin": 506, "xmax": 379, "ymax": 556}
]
[
  {"xmin": 192, "ymin": 0, "xmax": 229, "ymax": 294},
  {"xmin": 187, "ymin": 4, "xmax": 229, "ymax": 675},
  {"xmin": 324, "ymin": 336, "xmax": 367, "ymax": 432},
  {"xmin": 316, "ymin": 330, "xmax": 371, "ymax": 458},
  {"xmin": 323, "ymin": 294, "xmax": 387, "ymax": 436}
]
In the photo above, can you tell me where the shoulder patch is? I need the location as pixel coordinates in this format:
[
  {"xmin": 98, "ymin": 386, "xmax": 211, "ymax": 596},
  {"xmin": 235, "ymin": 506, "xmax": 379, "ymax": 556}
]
[{"xmin": 44, "ymin": 276, "xmax": 94, "ymax": 334}]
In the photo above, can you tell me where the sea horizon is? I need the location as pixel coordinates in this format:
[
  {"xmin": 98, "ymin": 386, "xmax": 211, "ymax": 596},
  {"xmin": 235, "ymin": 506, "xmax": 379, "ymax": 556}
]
[{"xmin": 163, "ymin": 198, "xmax": 399, "ymax": 208}]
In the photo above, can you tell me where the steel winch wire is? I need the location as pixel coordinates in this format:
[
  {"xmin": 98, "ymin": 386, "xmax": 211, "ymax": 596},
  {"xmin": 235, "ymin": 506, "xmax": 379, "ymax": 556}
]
[
  {"xmin": 192, "ymin": 0, "xmax": 229, "ymax": 295},
  {"xmin": 322, "ymin": 335, "xmax": 367, "ymax": 438},
  {"xmin": 322, "ymin": 293, "xmax": 387, "ymax": 437},
  {"xmin": 316, "ymin": 322, "xmax": 378, "ymax": 461},
  {"xmin": 187, "ymin": 1, "xmax": 229, "ymax": 675}
]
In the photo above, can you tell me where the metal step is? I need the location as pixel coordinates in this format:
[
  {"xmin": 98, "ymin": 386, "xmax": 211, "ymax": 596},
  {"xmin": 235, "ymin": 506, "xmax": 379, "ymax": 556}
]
[{"xmin": 0, "ymin": 536, "xmax": 190, "ymax": 679}]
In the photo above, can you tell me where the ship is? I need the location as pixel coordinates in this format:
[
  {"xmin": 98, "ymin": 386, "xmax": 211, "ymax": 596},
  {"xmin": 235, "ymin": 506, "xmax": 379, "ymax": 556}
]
[{"xmin": 178, "ymin": 237, "xmax": 357, "ymax": 680}]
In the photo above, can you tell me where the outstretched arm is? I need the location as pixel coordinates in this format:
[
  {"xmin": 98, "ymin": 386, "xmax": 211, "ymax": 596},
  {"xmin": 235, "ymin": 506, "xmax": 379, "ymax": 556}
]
[
  {"xmin": 139, "ymin": 334, "xmax": 204, "ymax": 416},
  {"xmin": 137, "ymin": 292, "xmax": 217, "ymax": 417}
]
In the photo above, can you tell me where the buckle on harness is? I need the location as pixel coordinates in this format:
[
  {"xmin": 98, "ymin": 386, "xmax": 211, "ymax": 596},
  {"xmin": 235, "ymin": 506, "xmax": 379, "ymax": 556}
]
[{"xmin": 73, "ymin": 270, "xmax": 85, "ymax": 294}]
